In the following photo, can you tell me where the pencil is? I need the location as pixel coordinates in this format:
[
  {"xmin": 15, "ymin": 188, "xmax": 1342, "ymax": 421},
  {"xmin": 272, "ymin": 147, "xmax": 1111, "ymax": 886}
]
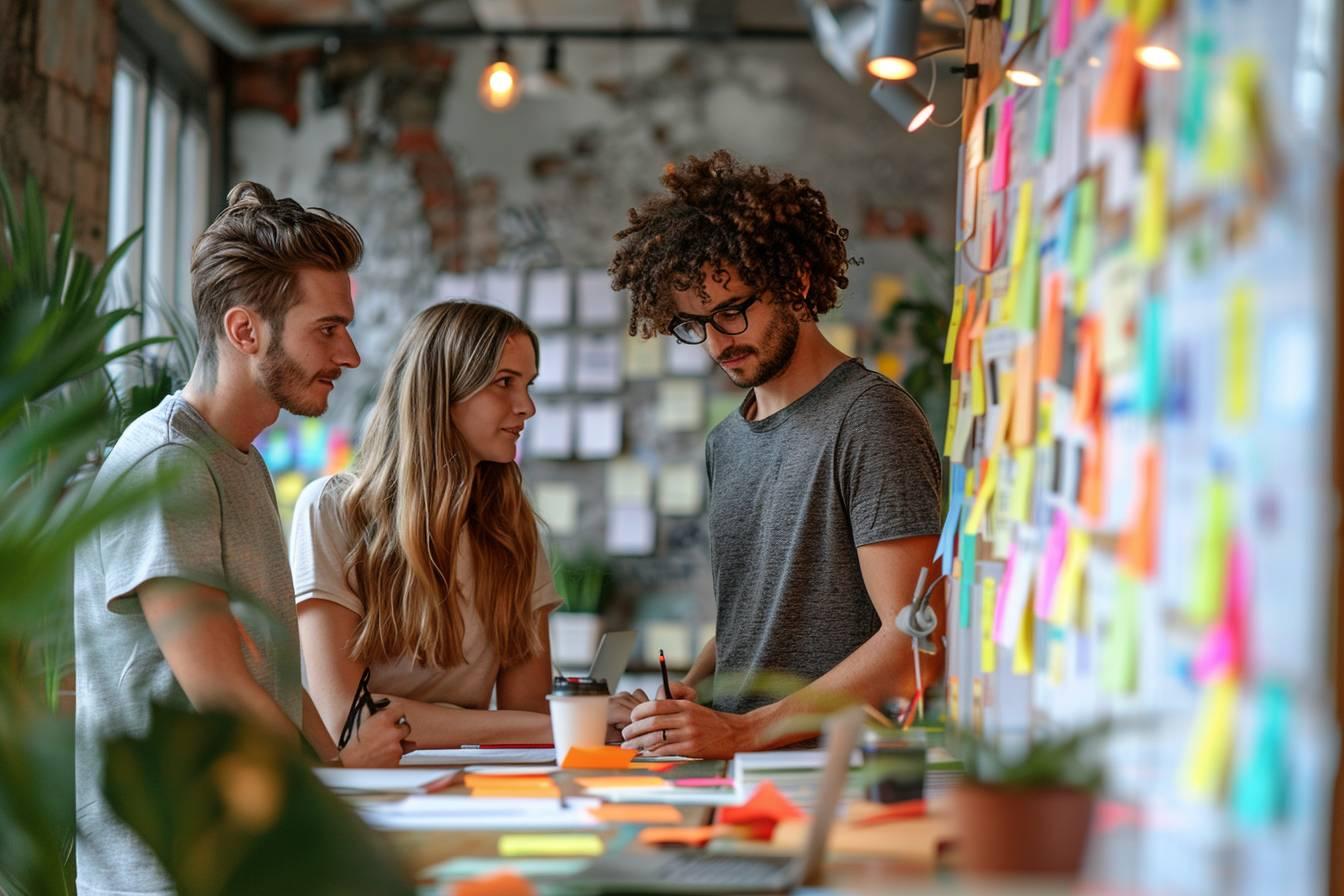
[{"xmin": 658, "ymin": 649, "xmax": 673, "ymax": 700}]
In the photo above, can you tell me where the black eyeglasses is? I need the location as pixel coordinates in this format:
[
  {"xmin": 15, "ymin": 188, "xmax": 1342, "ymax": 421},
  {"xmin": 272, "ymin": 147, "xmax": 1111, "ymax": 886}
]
[
  {"xmin": 667, "ymin": 294, "xmax": 761, "ymax": 345},
  {"xmin": 338, "ymin": 666, "xmax": 390, "ymax": 750}
]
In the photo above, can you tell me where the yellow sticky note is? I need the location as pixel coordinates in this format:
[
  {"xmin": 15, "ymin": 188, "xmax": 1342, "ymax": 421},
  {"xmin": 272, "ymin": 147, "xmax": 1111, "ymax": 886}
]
[
  {"xmin": 963, "ymin": 452, "xmax": 1000, "ymax": 536},
  {"xmin": 1132, "ymin": 0, "xmax": 1164, "ymax": 31},
  {"xmin": 1190, "ymin": 480, "xmax": 1231, "ymax": 624},
  {"xmin": 1136, "ymin": 143, "xmax": 1168, "ymax": 266},
  {"xmin": 943, "ymin": 379, "xmax": 961, "ymax": 457},
  {"xmin": 1035, "ymin": 392, "xmax": 1054, "ymax": 448},
  {"xmin": 1224, "ymin": 285, "xmax": 1254, "ymax": 422},
  {"xmin": 970, "ymin": 342, "xmax": 987, "ymax": 416},
  {"xmin": 876, "ymin": 352, "xmax": 903, "ymax": 382},
  {"xmin": 1073, "ymin": 277, "xmax": 1088, "ymax": 317},
  {"xmin": 989, "ymin": 372, "xmax": 1014, "ymax": 453},
  {"xmin": 944, "ymin": 285, "xmax": 965, "ymax": 364},
  {"xmin": 499, "ymin": 834, "xmax": 604, "ymax": 857},
  {"xmin": 1051, "ymin": 530, "xmax": 1090, "ymax": 628},
  {"xmin": 1011, "ymin": 181, "xmax": 1035, "ymax": 267},
  {"xmin": 1048, "ymin": 638, "xmax": 1066, "ymax": 686},
  {"xmin": 575, "ymin": 776, "xmax": 670, "ymax": 790},
  {"xmin": 1181, "ymin": 677, "xmax": 1239, "ymax": 801},
  {"xmin": 1012, "ymin": 602, "xmax": 1034, "ymax": 675},
  {"xmin": 1009, "ymin": 447, "xmax": 1035, "ymax": 522},
  {"xmin": 981, "ymin": 578, "xmax": 998, "ymax": 674}
]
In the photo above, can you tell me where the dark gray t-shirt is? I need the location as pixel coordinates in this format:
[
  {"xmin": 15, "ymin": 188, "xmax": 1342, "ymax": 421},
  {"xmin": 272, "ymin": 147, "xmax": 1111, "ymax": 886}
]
[
  {"xmin": 706, "ymin": 359, "xmax": 942, "ymax": 716},
  {"xmin": 74, "ymin": 393, "xmax": 301, "ymax": 895}
]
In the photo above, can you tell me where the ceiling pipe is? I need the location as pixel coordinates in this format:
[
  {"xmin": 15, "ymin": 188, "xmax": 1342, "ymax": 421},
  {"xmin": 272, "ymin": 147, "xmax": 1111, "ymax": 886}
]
[{"xmin": 171, "ymin": 0, "xmax": 325, "ymax": 58}]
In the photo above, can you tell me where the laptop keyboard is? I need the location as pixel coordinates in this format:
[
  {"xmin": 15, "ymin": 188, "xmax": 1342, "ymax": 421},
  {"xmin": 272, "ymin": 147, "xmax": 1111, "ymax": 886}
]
[{"xmin": 654, "ymin": 853, "xmax": 792, "ymax": 886}]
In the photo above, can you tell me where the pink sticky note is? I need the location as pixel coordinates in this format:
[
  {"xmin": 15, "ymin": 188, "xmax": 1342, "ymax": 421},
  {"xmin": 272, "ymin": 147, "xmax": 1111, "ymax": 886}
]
[
  {"xmin": 1036, "ymin": 510, "xmax": 1068, "ymax": 618},
  {"xmin": 1051, "ymin": 0, "xmax": 1072, "ymax": 55},
  {"xmin": 1194, "ymin": 537, "xmax": 1248, "ymax": 682},
  {"xmin": 990, "ymin": 96, "xmax": 1015, "ymax": 192},
  {"xmin": 992, "ymin": 544, "xmax": 1018, "ymax": 642},
  {"xmin": 674, "ymin": 777, "xmax": 734, "ymax": 788}
]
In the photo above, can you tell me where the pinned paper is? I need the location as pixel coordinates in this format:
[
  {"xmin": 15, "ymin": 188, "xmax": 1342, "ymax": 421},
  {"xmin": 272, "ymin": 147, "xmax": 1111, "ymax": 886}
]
[
  {"xmin": 1193, "ymin": 539, "xmax": 1248, "ymax": 683},
  {"xmin": 1135, "ymin": 143, "xmax": 1169, "ymax": 267},
  {"xmin": 1179, "ymin": 30, "xmax": 1216, "ymax": 151},
  {"xmin": 577, "ymin": 270, "xmax": 621, "ymax": 325},
  {"xmin": 1133, "ymin": 0, "xmax": 1163, "ymax": 30},
  {"xmin": 1038, "ymin": 279, "xmax": 1064, "ymax": 382},
  {"xmin": 1009, "ymin": 447, "xmax": 1036, "ymax": 523},
  {"xmin": 576, "ymin": 401, "xmax": 622, "ymax": 460},
  {"xmin": 1101, "ymin": 575, "xmax": 1140, "ymax": 693},
  {"xmin": 1078, "ymin": 426, "xmax": 1105, "ymax": 522},
  {"xmin": 943, "ymin": 379, "xmax": 962, "ymax": 457},
  {"xmin": 1189, "ymin": 480, "xmax": 1232, "ymax": 624},
  {"xmin": 528, "ymin": 269, "xmax": 572, "ymax": 326},
  {"xmin": 576, "ymin": 776, "xmax": 670, "ymax": 790},
  {"xmin": 563, "ymin": 746, "xmax": 637, "ymax": 770},
  {"xmin": 624, "ymin": 335, "xmax": 664, "ymax": 379},
  {"xmin": 606, "ymin": 460, "xmax": 652, "ymax": 506},
  {"xmin": 980, "ymin": 578, "xmax": 998, "ymax": 673},
  {"xmin": 1010, "ymin": 181, "xmax": 1035, "ymax": 268},
  {"xmin": 997, "ymin": 546, "xmax": 1036, "ymax": 648},
  {"xmin": 1073, "ymin": 318, "xmax": 1101, "ymax": 425},
  {"xmin": 988, "ymin": 375, "xmax": 1014, "ymax": 454},
  {"xmin": 990, "ymin": 96, "xmax": 1015, "ymax": 192},
  {"xmin": 970, "ymin": 342, "xmax": 988, "ymax": 416},
  {"xmin": 1224, "ymin": 284, "xmax": 1254, "ymax": 423},
  {"xmin": 1202, "ymin": 55, "xmax": 1261, "ymax": 183},
  {"xmin": 1136, "ymin": 299, "xmax": 1163, "ymax": 416},
  {"xmin": 954, "ymin": 286, "xmax": 978, "ymax": 373},
  {"xmin": 935, "ymin": 465, "xmax": 967, "ymax": 575},
  {"xmin": 1036, "ymin": 59, "xmax": 1062, "ymax": 161},
  {"xmin": 1008, "ymin": 342, "xmax": 1037, "ymax": 447},
  {"xmin": 656, "ymin": 380, "xmax": 705, "ymax": 431},
  {"xmin": 1232, "ymin": 683, "xmax": 1290, "ymax": 826},
  {"xmin": 1012, "ymin": 600, "xmax": 1034, "ymax": 675},
  {"xmin": 1070, "ymin": 178, "xmax": 1098, "ymax": 280},
  {"xmin": 1037, "ymin": 511, "xmax": 1068, "ymax": 619},
  {"xmin": 1014, "ymin": 232, "xmax": 1041, "ymax": 331},
  {"xmin": 959, "ymin": 533, "xmax": 976, "ymax": 627},
  {"xmin": 656, "ymin": 464, "xmax": 704, "ymax": 516},
  {"xmin": 605, "ymin": 505, "xmax": 655, "ymax": 556},
  {"xmin": 589, "ymin": 804, "xmax": 684, "ymax": 824},
  {"xmin": 1050, "ymin": 529, "xmax": 1089, "ymax": 628},
  {"xmin": 1091, "ymin": 22, "xmax": 1143, "ymax": 133},
  {"xmin": 499, "ymin": 834, "xmax": 604, "ymax": 858},
  {"xmin": 1117, "ymin": 446, "xmax": 1159, "ymax": 578},
  {"xmin": 1050, "ymin": 3, "xmax": 1072, "ymax": 54},
  {"xmin": 535, "ymin": 482, "xmax": 579, "ymax": 536},
  {"xmin": 1180, "ymin": 676, "xmax": 1239, "ymax": 801},
  {"xmin": 944, "ymin": 286, "xmax": 965, "ymax": 364},
  {"xmin": 963, "ymin": 453, "xmax": 1000, "ymax": 536}
]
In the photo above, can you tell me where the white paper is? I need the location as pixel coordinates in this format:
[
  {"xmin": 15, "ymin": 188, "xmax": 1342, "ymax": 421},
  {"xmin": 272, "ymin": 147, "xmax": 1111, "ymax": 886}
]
[
  {"xmin": 574, "ymin": 334, "xmax": 623, "ymax": 392},
  {"xmin": 605, "ymin": 505, "xmax": 655, "ymax": 556},
  {"xmin": 623, "ymin": 335, "xmax": 663, "ymax": 379},
  {"xmin": 528, "ymin": 269, "xmax": 572, "ymax": 327},
  {"xmin": 577, "ymin": 270, "xmax": 621, "ymax": 325},
  {"xmin": 481, "ymin": 269, "xmax": 525, "ymax": 314},
  {"xmin": 606, "ymin": 459, "xmax": 652, "ymax": 506},
  {"xmin": 534, "ymin": 482, "xmax": 579, "ymax": 535},
  {"xmin": 462, "ymin": 765, "xmax": 561, "ymax": 776},
  {"xmin": 656, "ymin": 463, "xmax": 703, "ymax": 515},
  {"xmin": 401, "ymin": 748, "xmax": 558, "ymax": 766},
  {"xmin": 313, "ymin": 767, "xmax": 454, "ymax": 792},
  {"xmin": 656, "ymin": 380, "xmax": 704, "ymax": 431},
  {"xmin": 533, "ymin": 333, "xmax": 571, "ymax": 394},
  {"xmin": 666, "ymin": 339, "xmax": 712, "ymax": 375},
  {"xmin": 575, "ymin": 401, "xmax": 622, "ymax": 460},
  {"xmin": 525, "ymin": 402, "xmax": 573, "ymax": 459},
  {"xmin": 995, "ymin": 546, "xmax": 1038, "ymax": 649},
  {"xmin": 359, "ymin": 795, "xmax": 602, "ymax": 831},
  {"xmin": 434, "ymin": 272, "xmax": 480, "ymax": 303}
]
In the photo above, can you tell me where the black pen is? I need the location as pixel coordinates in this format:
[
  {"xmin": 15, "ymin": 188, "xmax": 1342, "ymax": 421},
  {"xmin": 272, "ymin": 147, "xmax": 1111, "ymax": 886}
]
[{"xmin": 659, "ymin": 649, "xmax": 673, "ymax": 700}]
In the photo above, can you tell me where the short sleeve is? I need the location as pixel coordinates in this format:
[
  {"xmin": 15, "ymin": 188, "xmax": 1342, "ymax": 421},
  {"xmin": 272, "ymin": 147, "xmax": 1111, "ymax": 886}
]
[
  {"xmin": 531, "ymin": 542, "xmax": 562, "ymax": 615},
  {"xmin": 289, "ymin": 475, "xmax": 364, "ymax": 617},
  {"xmin": 102, "ymin": 445, "xmax": 227, "ymax": 614},
  {"xmin": 836, "ymin": 384, "xmax": 944, "ymax": 547}
]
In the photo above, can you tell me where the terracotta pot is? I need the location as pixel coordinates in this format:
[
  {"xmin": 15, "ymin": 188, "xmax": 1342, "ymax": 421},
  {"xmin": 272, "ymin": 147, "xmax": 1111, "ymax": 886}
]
[{"xmin": 950, "ymin": 782, "xmax": 1095, "ymax": 876}]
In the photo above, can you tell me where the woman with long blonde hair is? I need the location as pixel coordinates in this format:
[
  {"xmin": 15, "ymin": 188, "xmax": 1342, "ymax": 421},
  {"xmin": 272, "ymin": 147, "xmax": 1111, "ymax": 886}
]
[{"xmin": 292, "ymin": 300, "xmax": 630, "ymax": 746}]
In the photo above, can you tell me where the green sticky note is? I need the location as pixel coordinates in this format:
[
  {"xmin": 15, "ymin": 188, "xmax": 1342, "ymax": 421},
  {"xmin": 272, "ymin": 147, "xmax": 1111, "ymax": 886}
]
[
  {"xmin": 1070, "ymin": 177, "xmax": 1097, "ymax": 281},
  {"xmin": 1180, "ymin": 30, "xmax": 1216, "ymax": 151},
  {"xmin": 1189, "ymin": 480, "xmax": 1231, "ymax": 624},
  {"xmin": 960, "ymin": 533, "xmax": 976, "ymax": 628},
  {"xmin": 1101, "ymin": 576, "xmax": 1140, "ymax": 693},
  {"xmin": 1035, "ymin": 59, "xmax": 1061, "ymax": 162},
  {"xmin": 1014, "ymin": 233, "xmax": 1040, "ymax": 331},
  {"xmin": 1233, "ymin": 683, "xmax": 1290, "ymax": 826},
  {"xmin": 499, "ymin": 834, "xmax": 605, "ymax": 858}
]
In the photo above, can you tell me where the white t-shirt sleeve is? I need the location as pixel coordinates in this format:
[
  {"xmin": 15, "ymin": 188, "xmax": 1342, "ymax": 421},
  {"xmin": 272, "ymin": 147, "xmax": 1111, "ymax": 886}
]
[
  {"xmin": 531, "ymin": 541, "xmax": 563, "ymax": 615},
  {"xmin": 289, "ymin": 475, "xmax": 364, "ymax": 617}
]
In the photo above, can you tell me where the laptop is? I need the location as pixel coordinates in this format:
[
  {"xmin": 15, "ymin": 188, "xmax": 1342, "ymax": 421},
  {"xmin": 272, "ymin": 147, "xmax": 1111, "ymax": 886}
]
[
  {"xmin": 587, "ymin": 631, "xmax": 637, "ymax": 693},
  {"xmin": 539, "ymin": 706, "xmax": 866, "ymax": 894}
]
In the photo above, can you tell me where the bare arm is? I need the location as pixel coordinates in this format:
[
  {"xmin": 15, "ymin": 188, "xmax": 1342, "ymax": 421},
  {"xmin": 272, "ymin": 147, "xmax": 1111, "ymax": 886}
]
[
  {"xmin": 680, "ymin": 638, "xmax": 717, "ymax": 692},
  {"xmin": 494, "ymin": 610, "xmax": 553, "ymax": 714}
]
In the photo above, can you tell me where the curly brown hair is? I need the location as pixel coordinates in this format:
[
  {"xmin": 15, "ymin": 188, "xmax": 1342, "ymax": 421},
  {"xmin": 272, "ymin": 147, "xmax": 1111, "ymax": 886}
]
[{"xmin": 609, "ymin": 150, "xmax": 852, "ymax": 338}]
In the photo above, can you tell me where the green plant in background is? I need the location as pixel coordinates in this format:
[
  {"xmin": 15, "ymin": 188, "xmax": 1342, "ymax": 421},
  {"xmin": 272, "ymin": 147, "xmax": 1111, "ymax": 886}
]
[
  {"xmin": 948, "ymin": 721, "xmax": 1109, "ymax": 792},
  {"xmin": 0, "ymin": 171, "xmax": 412, "ymax": 895},
  {"xmin": 550, "ymin": 551, "xmax": 609, "ymax": 614}
]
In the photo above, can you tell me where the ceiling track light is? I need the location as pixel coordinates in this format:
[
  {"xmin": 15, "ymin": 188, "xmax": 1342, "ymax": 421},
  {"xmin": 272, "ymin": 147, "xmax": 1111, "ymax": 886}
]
[
  {"xmin": 871, "ymin": 78, "xmax": 937, "ymax": 132},
  {"xmin": 867, "ymin": 0, "xmax": 923, "ymax": 80}
]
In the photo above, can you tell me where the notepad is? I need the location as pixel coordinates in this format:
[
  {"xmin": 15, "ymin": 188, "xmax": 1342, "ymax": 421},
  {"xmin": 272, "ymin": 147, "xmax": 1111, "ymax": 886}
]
[
  {"xmin": 359, "ymin": 796, "xmax": 602, "ymax": 831},
  {"xmin": 588, "ymin": 803, "xmax": 684, "ymax": 824},
  {"xmin": 499, "ymin": 834, "xmax": 605, "ymax": 857},
  {"xmin": 561, "ymin": 746, "xmax": 636, "ymax": 770},
  {"xmin": 401, "ymin": 748, "xmax": 557, "ymax": 766},
  {"xmin": 575, "ymin": 776, "xmax": 670, "ymax": 790}
]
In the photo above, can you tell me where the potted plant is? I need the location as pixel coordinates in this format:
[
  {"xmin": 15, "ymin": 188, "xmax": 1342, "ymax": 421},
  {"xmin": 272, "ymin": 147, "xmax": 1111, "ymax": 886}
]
[
  {"xmin": 548, "ymin": 550, "xmax": 608, "ymax": 671},
  {"xmin": 947, "ymin": 722, "xmax": 1107, "ymax": 877}
]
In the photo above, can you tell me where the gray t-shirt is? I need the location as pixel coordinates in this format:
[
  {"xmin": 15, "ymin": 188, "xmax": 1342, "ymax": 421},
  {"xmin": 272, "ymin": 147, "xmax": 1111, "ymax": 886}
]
[
  {"xmin": 706, "ymin": 359, "xmax": 942, "ymax": 716},
  {"xmin": 74, "ymin": 393, "xmax": 301, "ymax": 896}
]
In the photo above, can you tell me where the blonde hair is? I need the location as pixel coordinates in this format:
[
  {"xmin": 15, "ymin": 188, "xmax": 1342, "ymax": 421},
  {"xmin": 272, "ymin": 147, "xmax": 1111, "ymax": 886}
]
[
  {"xmin": 190, "ymin": 181, "xmax": 363, "ymax": 379},
  {"xmin": 342, "ymin": 301, "xmax": 543, "ymax": 669}
]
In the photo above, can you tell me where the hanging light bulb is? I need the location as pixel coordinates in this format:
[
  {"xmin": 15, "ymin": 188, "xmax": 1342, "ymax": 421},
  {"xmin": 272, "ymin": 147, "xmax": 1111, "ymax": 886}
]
[
  {"xmin": 479, "ymin": 40, "xmax": 520, "ymax": 111},
  {"xmin": 866, "ymin": 0, "xmax": 922, "ymax": 81},
  {"xmin": 871, "ymin": 79, "xmax": 936, "ymax": 132}
]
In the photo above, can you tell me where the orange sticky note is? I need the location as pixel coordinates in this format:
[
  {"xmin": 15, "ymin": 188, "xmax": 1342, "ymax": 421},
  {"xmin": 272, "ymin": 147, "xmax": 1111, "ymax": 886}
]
[
  {"xmin": 718, "ymin": 781, "xmax": 805, "ymax": 825},
  {"xmin": 589, "ymin": 803, "xmax": 684, "ymax": 824},
  {"xmin": 1092, "ymin": 22, "xmax": 1144, "ymax": 133},
  {"xmin": 1073, "ymin": 318, "xmax": 1101, "ymax": 425},
  {"xmin": 575, "ymin": 776, "xmax": 670, "ymax": 790},
  {"xmin": 1037, "ymin": 276, "xmax": 1064, "ymax": 382},
  {"xmin": 637, "ymin": 825, "xmax": 725, "ymax": 847},
  {"xmin": 465, "ymin": 774, "xmax": 556, "ymax": 790},
  {"xmin": 561, "ymin": 746, "xmax": 636, "ymax": 770},
  {"xmin": 1079, "ymin": 422, "xmax": 1105, "ymax": 521},
  {"xmin": 1117, "ymin": 445, "xmax": 1160, "ymax": 578},
  {"xmin": 452, "ymin": 871, "xmax": 536, "ymax": 896},
  {"xmin": 470, "ymin": 782, "xmax": 561, "ymax": 798},
  {"xmin": 635, "ymin": 761, "xmax": 679, "ymax": 772},
  {"xmin": 1010, "ymin": 340, "xmax": 1037, "ymax": 447}
]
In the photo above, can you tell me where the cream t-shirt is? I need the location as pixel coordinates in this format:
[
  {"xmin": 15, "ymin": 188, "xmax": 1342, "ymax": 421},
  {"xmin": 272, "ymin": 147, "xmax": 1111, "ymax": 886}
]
[{"xmin": 290, "ymin": 474, "xmax": 561, "ymax": 709}]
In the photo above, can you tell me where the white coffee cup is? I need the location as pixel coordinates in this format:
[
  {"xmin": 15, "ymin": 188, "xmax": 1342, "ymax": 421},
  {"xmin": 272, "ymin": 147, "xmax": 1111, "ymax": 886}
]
[{"xmin": 547, "ymin": 677, "xmax": 610, "ymax": 766}]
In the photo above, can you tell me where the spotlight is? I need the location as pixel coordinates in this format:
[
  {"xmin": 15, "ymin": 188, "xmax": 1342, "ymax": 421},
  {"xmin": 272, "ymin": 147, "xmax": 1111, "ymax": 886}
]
[
  {"xmin": 478, "ymin": 40, "xmax": 520, "ymax": 111},
  {"xmin": 867, "ymin": 0, "xmax": 922, "ymax": 81},
  {"xmin": 871, "ymin": 79, "xmax": 936, "ymax": 132},
  {"xmin": 1004, "ymin": 25, "xmax": 1045, "ymax": 87},
  {"xmin": 1136, "ymin": 21, "xmax": 1183, "ymax": 71}
]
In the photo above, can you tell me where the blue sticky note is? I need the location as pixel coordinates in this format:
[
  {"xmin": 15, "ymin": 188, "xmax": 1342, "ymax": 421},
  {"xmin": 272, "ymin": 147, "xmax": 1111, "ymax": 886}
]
[
  {"xmin": 1137, "ymin": 299, "xmax": 1163, "ymax": 416},
  {"xmin": 959, "ymin": 533, "xmax": 976, "ymax": 628},
  {"xmin": 937, "ymin": 465, "xmax": 967, "ymax": 576},
  {"xmin": 1233, "ymin": 682, "xmax": 1290, "ymax": 826},
  {"xmin": 298, "ymin": 419, "xmax": 328, "ymax": 472},
  {"xmin": 261, "ymin": 429, "xmax": 296, "ymax": 472}
]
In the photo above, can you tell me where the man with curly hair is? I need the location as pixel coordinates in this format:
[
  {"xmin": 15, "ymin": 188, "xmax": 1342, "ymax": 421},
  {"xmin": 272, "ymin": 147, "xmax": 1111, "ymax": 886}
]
[{"xmin": 614, "ymin": 151, "xmax": 944, "ymax": 759}]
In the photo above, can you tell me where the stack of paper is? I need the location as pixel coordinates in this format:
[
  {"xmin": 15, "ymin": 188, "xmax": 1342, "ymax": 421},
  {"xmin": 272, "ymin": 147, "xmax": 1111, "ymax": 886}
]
[
  {"xmin": 400, "ymin": 748, "xmax": 557, "ymax": 766},
  {"xmin": 358, "ymin": 795, "xmax": 603, "ymax": 831}
]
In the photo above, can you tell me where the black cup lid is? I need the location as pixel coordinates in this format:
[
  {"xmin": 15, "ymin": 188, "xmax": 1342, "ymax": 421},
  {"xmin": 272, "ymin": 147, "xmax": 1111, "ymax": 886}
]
[{"xmin": 551, "ymin": 676, "xmax": 610, "ymax": 696}]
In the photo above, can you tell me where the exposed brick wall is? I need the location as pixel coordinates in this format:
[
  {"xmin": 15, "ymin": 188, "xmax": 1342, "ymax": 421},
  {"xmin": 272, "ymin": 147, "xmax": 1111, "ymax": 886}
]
[{"xmin": 0, "ymin": 0, "xmax": 116, "ymax": 261}]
